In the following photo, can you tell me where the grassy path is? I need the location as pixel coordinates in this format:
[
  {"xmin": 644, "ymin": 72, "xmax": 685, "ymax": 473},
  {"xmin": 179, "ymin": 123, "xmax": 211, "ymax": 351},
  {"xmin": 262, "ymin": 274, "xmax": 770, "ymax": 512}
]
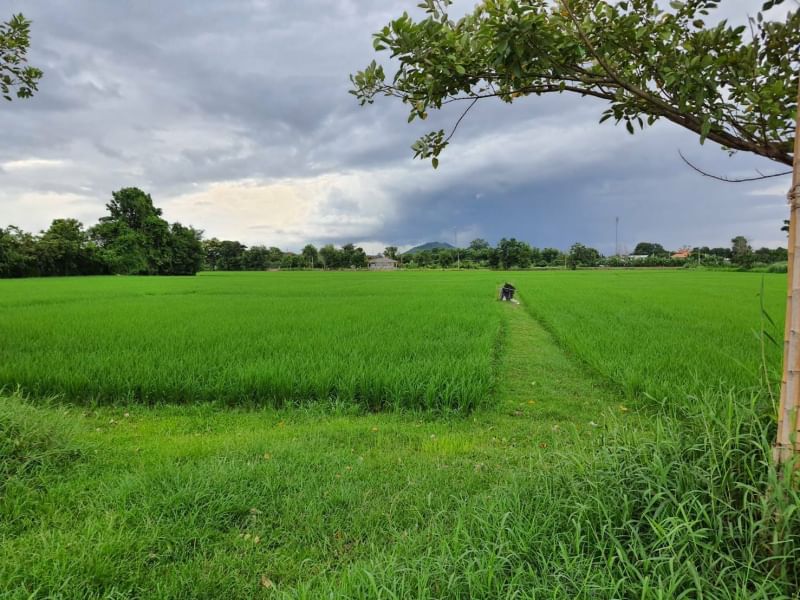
[{"xmin": 2, "ymin": 301, "xmax": 629, "ymax": 598}]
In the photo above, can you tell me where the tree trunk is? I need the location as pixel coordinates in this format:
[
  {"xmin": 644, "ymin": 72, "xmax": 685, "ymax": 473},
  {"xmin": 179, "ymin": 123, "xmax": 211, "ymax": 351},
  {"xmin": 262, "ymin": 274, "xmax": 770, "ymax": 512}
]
[{"xmin": 774, "ymin": 78, "xmax": 800, "ymax": 466}]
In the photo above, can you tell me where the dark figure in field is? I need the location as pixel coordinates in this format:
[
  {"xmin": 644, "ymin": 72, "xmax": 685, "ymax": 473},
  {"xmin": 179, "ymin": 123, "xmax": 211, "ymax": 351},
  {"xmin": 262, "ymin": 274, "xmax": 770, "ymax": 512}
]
[{"xmin": 500, "ymin": 282, "xmax": 515, "ymax": 301}]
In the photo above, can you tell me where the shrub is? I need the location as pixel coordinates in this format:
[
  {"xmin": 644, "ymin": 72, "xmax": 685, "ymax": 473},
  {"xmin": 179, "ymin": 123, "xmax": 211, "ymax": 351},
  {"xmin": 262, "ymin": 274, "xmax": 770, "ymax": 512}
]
[
  {"xmin": 0, "ymin": 391, "xmax": 82, "ymax": 482},
  {"xmin": 768, "ymin": 261, "xmax": 789, "ymax": 274}
]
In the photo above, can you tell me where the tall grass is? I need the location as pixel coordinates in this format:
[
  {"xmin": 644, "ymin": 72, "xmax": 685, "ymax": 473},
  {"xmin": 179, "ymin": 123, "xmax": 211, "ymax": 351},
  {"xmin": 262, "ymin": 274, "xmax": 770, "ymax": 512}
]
[{"xmin": 296, "ymin": 392, "xmax": 799, "ymax": 598}]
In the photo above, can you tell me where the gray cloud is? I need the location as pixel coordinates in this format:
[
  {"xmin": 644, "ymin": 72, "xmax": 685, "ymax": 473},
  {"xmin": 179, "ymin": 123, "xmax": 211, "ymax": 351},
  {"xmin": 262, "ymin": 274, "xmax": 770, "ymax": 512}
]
[{"xmin": 0, "ymin": 0, "xmax": 790, "ymax": 254}]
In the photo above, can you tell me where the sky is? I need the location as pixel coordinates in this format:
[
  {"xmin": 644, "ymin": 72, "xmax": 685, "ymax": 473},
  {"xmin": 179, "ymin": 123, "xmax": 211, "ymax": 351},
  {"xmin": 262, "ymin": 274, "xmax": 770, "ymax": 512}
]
[{"xmin": 0, "ymin": 0, "xmax": 792, "ymax": 255}]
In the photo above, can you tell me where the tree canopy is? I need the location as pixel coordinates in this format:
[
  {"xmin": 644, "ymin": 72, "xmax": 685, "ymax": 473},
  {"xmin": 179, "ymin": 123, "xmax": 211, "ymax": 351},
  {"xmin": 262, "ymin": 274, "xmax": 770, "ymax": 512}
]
[
  {"xmin": 633, "ymin": 242, "xmax": 668, "ymax": 256},
  {"xmin": 1, "ymin": 14, "xmax": 42, "ymax": 102},
  {"xmin": 352, "ymin": 0, "xmax": 798, "ymax": 169},
  {"xmin": 1, "ymin": 188, "xmax": 204, "ymax": 278}
]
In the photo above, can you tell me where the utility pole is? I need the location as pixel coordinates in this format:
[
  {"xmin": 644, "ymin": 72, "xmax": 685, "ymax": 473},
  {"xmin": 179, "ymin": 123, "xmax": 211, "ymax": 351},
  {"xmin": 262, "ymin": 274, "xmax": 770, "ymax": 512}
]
[
  {"xmin": 775, "ymin": 77, "xmax": 800, "ymax": 467},
  {"xmin": 615, "ymin": 216, "xmax": 619, "ymax": 257}
]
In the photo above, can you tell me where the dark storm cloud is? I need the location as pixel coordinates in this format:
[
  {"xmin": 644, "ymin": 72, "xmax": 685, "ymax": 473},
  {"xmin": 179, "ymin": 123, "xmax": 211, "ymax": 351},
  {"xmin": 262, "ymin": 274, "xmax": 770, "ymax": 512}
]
[{"xmin": 0, "ymin": 0, "xmax": 790, "ymax": 252}]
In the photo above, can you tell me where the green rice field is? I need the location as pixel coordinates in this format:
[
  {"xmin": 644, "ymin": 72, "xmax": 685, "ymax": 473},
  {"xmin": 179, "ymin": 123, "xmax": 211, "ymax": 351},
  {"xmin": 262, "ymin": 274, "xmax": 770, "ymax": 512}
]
[
  {"xmin": 0, "ymin": 273, "xmax": 506, "ymax": 410},
  {"xmin": 2, "ymin": 270, "xmax": 799, "ymax": 598},
  {"xmin": 0, "ymin": 270, "xmax": 785, "ymax": 409}
]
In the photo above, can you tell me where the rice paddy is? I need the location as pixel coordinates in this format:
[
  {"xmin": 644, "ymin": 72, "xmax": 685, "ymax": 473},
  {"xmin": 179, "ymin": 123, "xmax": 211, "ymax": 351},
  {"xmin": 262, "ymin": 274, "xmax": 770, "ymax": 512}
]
[
  {"xmin": 0, "ymin": 272, "xmax": 506, "ymax": 411},
  {"xmin": 2, "ymin": 270, "xmax": 798, "ymax": 598}
]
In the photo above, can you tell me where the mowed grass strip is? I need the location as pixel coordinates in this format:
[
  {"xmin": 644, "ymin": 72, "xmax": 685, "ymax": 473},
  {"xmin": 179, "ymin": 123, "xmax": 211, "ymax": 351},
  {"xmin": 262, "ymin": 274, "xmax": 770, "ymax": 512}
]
[{"xmin": 0, "ymin": 272, "xmax": 506, "ymax": 411}]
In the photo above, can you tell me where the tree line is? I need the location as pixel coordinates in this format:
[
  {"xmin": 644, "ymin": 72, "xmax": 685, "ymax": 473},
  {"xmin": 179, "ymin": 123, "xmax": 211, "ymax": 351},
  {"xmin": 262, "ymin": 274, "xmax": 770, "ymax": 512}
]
[
  {"xmin": 1, "ymin": 187, "xmax": 788, "ymax": 278},
  {"xmin": 1, "ymin": 188, "xmax": 203, "ymax": 278},
  {"xmin": 202, "ymin": 240, "xmax": 369, "ymax": 271}
]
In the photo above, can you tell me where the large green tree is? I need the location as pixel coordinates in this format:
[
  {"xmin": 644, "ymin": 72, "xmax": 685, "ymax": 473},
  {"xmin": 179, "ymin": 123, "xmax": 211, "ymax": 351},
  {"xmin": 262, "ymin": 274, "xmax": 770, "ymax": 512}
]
[
  {"xmin": 91, "ymin": 188, "xmax": 203, "ymax": 275},
  {"xmin": 1, "ymin": 14, "xmax": 42, "ymax": 102},
  {"xmin": 352, "ymin": 0, "xmax": 797, "ymax": 170}
]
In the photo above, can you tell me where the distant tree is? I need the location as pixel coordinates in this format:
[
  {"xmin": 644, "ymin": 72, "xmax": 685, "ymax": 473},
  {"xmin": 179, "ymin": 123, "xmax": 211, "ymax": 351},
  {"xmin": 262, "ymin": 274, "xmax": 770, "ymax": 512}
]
[
  {"xmin": 243, "ymin": 245, "xmax": 270, "ymax": 270},
  {"xmin": 731, "ymin": 236, "xmax": 754, "ymax": 267},
  {"xmin": 36, "ymin": 219, "xmax": 104, "ymax": 276},
  {"xmin": 280, "ymin": 253, "xmax": 304, "ymax": 270},
  {"xmin": 540, "ymin": 248, "xmax": 561, "ymax": 265},
  {"xmin": 202, "ymin": 238, "xmax": 223, "ymax": 271},
  {"xmin": 709, "ymin": 247, "xmax": 732, "ymax": 259},
  {"xmin": 383, "ymin": 246, "xmax": 398, "ymax": 260},
  {"xmin": 496, "ymin": 238, "xmax": 533, "ymax": 269},
  {"xmin": 633, "ymin": 242, "xmax": 668, "ymax": 256},
  {"xmin": 754, "ymin": 246, "xmax": 788, "ymax": 265},
  {"xmin": 168, "ymin": 223, "xmax": 203, "ymax": 275},
  {"xmin": 319, "ymin": 244, "xmax": 338, "ymax": 269},
  {"xmin": 0, "ymin": 226, "xmax": 38, "ymax": 277},
  {"xmin": 469, "ymin": 239, "xmax": 489, "ymax": 251},
  {"xmin": 350, "ymin": 245, "xmax": 368, "ymax": 268},
  {"xmin": 302, "ymin": 244, "xmax": 319, "ymax": 268},
  {"xmin": 568, "ymin": 243, "xmax": 601, "ymax": 269},
  {"xmin": 217, "ymin": 240, "xmax": 247, "ymax": 271},
  {"xmin": 266, "ymin": 247, "xmax": 284, "ymax": 267},
  {"xmin": 1, "ymin": 14, "xmax": 42, "ymax": 102}
]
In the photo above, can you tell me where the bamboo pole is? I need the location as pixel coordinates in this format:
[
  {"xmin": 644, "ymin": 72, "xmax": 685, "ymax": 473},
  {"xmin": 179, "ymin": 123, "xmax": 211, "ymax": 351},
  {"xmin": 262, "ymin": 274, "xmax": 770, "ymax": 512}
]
[{"xmin": 774, "ymin": 79, "xmax": 800, "ymax": 466}]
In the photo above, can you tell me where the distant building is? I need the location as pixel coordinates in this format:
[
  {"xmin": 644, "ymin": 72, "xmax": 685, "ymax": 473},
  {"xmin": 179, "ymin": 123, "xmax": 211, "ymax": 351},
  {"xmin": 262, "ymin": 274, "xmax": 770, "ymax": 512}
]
[
  {"xmin": 671, "ymin": 247, "xmax": 692, "ymax": 259},
  {"xmin": 368, "ymin": 256, "xmax": 398, "ymax": 271}
]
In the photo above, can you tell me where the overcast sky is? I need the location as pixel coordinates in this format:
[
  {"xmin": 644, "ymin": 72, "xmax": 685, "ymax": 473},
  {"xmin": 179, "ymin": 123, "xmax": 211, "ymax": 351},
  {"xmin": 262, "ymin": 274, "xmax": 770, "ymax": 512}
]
[{"xmin": 0, "ymin": 0, "xmax": 791, "ymax": 254}]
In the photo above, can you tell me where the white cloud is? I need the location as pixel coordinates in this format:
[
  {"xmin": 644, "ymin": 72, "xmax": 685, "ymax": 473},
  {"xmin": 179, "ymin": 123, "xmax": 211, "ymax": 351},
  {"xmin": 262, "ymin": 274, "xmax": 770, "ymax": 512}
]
[{"xmin": 1, "ymin": 158, "xmax": 69, "ymax": 171}]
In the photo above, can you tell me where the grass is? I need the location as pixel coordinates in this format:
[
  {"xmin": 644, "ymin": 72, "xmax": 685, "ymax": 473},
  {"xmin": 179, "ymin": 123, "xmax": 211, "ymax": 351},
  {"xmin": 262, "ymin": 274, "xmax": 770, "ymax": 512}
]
[
  {"xmin": 1, "ymin": 270, "xmax": 799, "ymax": 598},
  {"xmin": 513, "ymin": 269, "xmax": 786, "ymax": 401},
  {"xmin": 0, "ymin": 272, "xmax": 506, "ymax": 411}
]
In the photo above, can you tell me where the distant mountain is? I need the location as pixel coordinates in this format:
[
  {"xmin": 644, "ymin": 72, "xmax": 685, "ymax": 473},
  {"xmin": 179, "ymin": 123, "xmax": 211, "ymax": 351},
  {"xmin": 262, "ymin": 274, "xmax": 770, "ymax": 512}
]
[{"xmin": 402, "ymin": 241, "xmax": 456, "ymax": 255}]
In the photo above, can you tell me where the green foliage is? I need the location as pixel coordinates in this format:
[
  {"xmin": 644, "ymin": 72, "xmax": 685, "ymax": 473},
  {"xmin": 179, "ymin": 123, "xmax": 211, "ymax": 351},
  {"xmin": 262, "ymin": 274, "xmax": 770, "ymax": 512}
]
[
  {"xmin": 0, "ymin": 14, "xmax": 42, "ymax": 102},
  {"xmin": 767, "ymin": 260, "xmax": 788, "ymax": 273},
  {"xmin": 168, "ymin": 223, "xmax": 204, "ymax": 276},
  {"xmin": 0, "ymin": 188, "xmax": 204, "ymax": 278},
  {"xmin": 731, "ymin": 234, "xmax": 754, "ymax": 267},
  {"xmin": 91, "ymin": 187, "xmax": 183, "ymax": 275},
  {"xmin": 0, "ymin": 226, "xmax": 38, "ymax": 277},
  {"xmin": 492, "ymin": 237, "xmax": 534, "ymax": 269},
  {"xmin": 632, "ymin": 241, "xmax": 668, "ymax": 256},
  {"xmin": 352, "ymin": 0, "xmax": 798, "ymax": 167},
  {"xmin": 36, "ymin": 219, "xmax": 106, "ymax": 276},
  {"xmin": 567, "ymin": 242, "xmax": 601, "ymax": 268},
  {"xmin": 301, "ymin": 243, "xmax": 319, "ymax": 267}
]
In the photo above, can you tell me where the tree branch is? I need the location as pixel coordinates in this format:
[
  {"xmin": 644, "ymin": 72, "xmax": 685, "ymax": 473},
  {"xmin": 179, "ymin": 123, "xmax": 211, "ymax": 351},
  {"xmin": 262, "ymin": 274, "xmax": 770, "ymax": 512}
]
[{"xmin": 678, "ymin": 150, "xmax": 792, "ymax": 182}]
